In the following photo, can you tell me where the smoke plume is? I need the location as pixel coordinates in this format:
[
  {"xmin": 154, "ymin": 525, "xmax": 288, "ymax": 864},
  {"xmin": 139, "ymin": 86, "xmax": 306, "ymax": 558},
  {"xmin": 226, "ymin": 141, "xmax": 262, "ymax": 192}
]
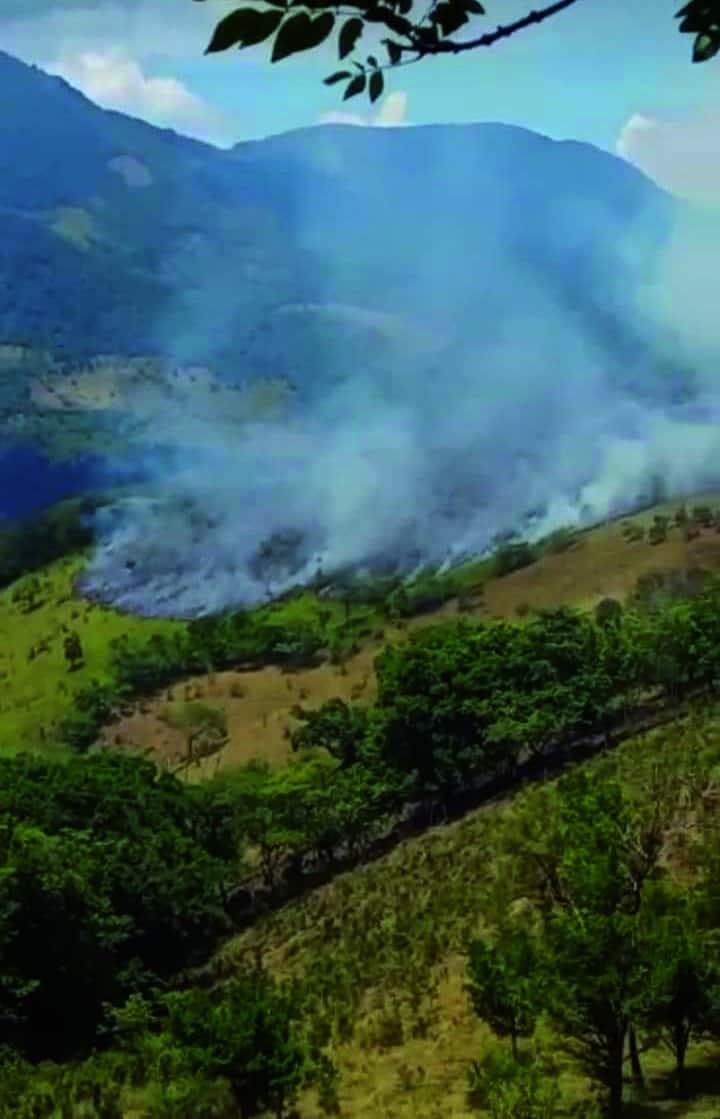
[{"xmin": 80, "ymin": 126, "xmax": 720, "ymax": 617}]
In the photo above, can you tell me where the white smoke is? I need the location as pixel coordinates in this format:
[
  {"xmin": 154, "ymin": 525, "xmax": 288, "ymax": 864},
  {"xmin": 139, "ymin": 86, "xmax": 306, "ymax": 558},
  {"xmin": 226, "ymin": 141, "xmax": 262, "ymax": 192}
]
[{"xmin": 80, "ymin": 134, "xmax": 720, "ymax": 617}]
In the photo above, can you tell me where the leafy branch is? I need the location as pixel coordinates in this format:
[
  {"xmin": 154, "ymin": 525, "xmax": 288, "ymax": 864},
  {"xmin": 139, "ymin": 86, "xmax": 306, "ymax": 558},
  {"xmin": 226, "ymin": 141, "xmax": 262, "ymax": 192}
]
[{"xmin": 199, "ymin": 0, "xmax": 720, "ymax": 105}]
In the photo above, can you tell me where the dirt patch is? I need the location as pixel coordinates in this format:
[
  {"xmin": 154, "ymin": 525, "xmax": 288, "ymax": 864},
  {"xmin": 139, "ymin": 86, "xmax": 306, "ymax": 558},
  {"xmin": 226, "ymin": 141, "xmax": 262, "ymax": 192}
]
[{"xmin": 103, "ymin": 500, "xmax": 720, "ymax": 775}]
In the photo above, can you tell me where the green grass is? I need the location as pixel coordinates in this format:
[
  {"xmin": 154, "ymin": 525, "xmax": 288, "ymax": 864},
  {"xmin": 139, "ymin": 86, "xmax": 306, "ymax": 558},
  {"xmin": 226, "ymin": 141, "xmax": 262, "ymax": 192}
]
[
  {"xmin": 206, "ymin": 704, "xmax": 720, "ymax": 1118},
  {"xmin": 0, "ymin": 553, "xmax": 182, "ymax": 752}
]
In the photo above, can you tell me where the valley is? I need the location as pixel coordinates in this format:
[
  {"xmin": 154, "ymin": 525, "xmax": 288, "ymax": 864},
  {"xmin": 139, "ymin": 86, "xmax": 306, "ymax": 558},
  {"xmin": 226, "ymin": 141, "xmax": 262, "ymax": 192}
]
[{"xmin": 3, "ymin": 37, "xmax": 720, "ymax": 1119}]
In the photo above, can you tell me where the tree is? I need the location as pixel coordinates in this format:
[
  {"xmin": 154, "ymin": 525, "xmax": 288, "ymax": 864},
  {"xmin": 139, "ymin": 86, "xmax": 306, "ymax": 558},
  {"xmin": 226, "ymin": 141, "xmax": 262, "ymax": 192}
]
[
  {"xmin": 467, "ymin": 922, "xmax": 540, "ymax": 1060},
  {"xmin": 595, "ymin": 598, "xmax": 623, "ymax": 631},
  {"xmin": 203, "ymin": 0, "xmax": 720, "ymax": 107},
  {"xmin": 0, "ymin": 753, "xmax": 238, "ymax": 1059},
  {"xmin": 63, "ymin": 630, "xmax": 84, "ymax": 672},
  {"xmin": 290, "ymin": 697, "xmax": 370, "ymax": 768},
  {"xmin": 495, "ymin": 772, "xmax": 680, "ymax": 1118},
  {"xmin": 639, "ymin": 885, "xmax": 720, "ymax": 1096},
  {"xmin": 157, "ymin": 969, "xmax": 323, "ymax": 1119},
  {"xmin": 466, "ymin": 1044, "xmax": 560, "ymax": 1118}
]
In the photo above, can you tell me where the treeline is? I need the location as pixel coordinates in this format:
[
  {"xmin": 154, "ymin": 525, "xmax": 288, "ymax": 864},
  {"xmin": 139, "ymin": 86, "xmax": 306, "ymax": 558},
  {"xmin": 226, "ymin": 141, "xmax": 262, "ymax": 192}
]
[
  {"xmin": 61, "ymin": 572, "xmax": 720, "ymax": 883},
  {"xmin": 57, "ymin": 609, "xmax": 330, "ymax": 750},
  {"xmin": 0, "ymin": 752, "xmax": 239, "ymax": 1062},
  {"xmin": 50, "ymin": 526, "xmax": 588, "ymax": 753},
  {"xmin": 5, "ymin": 711, "xmax": 720, "ymax": 1115},
  {"xmin": 157, "ymin": 572, "xmax": 720, "ymax": 916},
  {"xmin": 0, "ymin": 496, "xmax": 101, "ymax": 590}
]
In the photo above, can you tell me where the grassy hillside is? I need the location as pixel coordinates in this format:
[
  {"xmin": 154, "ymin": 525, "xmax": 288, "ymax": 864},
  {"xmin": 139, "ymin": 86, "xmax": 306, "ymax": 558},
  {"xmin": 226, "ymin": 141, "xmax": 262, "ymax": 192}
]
[
  {"xmin": 0, "ymin": 554, "xmax": 180, "ymax": 753},
  {"xmin": 208, "ymin": 705, "xmax": 720, "ymax": 1119},
  {"xmin": 3, "ymin": 489, "xmax": 720, "ymax": 763},
  {"xmin": 101, "ymin": 491, "xmax": 720, "ymax": 774},
  {"xmin": 6, "ymin": 492, "xmax": 720, "ymax": 1117}
]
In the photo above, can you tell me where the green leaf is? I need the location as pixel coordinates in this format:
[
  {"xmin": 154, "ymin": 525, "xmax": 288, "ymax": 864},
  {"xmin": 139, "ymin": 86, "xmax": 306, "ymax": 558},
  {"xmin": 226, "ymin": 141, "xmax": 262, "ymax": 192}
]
[
  {"xmin": 385, "ymin": 39, "xmax": 402, "ymax": 64},
  {"xmin": 324, "ymin": 70, "xmax": 352, "ymax": 85},
  {"xmin": 464, "ymin": 0, "xmax": 485, "ymax": 11},
  {"xmin": 693, "ymin": 30, "xmax": 720, "ymax": 60},
  {"xmin": 369, "ymin": 69, "xmax": 384, "ymax": 103},
  {"xmin": 343, "ymin": 73, "xmax": 367, "ymax": 100},
  {"xmin": 430, "ymin": 1, "xmax": 469, "ymax": 37},
  {"xmin": 365, "ymin": 6, "xmax": 413, "ymax": 35},
  {"xmin": 415, "ymin": 23, "xmax": 440, "ymax": 45},
  {"xmin": 271, "ymin": 11, "xmax": 335, "ymax": 62},
  {"xmin": 205, "ymin": 8, "xmax": 284, "ymax": 53},
  {"xmin": 368, "ymin": 55, "xmax": 379, "ymax": 67},
  {"xmin": 339, "ymin": 17, "xmax": 364, "ymax": 59}
]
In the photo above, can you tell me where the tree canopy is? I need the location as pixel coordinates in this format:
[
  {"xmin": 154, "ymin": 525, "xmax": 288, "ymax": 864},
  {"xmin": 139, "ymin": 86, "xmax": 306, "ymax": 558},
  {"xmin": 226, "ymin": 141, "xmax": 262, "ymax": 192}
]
[{"xmin": 201, "ymin": 0, "xmax": 720, "ymax": 105}]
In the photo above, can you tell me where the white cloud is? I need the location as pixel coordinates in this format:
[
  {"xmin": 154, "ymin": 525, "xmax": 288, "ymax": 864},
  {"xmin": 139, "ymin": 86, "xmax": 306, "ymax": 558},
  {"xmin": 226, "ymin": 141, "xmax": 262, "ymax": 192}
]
[
  {"xmin": 617, "ymin": 106, "xmax": 720, "ymax": 209},
  {"xmin": 45, "ymin": 48, "xmax": 237, "ymax": 146},
  {"xmin": 1, "ymin": 1, "xmax": 214, "ymax": 61},
  {"xmin": 318, "ymin": 90, "xmax": 409, "ymax": 128}
]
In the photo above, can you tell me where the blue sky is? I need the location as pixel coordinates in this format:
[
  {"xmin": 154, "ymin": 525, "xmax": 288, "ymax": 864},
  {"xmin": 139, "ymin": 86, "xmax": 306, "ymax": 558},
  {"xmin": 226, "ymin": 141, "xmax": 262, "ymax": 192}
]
[{"xmin": 2, "ymin": 0, "xmax": 719, "ymax": 201}]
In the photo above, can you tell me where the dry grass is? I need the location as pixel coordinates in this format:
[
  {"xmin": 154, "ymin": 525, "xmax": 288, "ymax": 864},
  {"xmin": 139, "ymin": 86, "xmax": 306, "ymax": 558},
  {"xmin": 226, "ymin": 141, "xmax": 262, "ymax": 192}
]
[
  {"xmin": 106, "ymin": 493, "xmax": 720, "ymax": 775},
  {"xmin": 210, "ymin": 707, "xmax": 720, "ymax": 1118}
]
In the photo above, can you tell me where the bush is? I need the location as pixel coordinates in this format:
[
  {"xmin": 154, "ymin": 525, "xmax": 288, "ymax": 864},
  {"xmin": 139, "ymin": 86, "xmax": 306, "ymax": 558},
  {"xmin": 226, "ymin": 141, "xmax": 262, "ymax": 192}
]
[
  {"xmin": 692, "ymin": 504, "xmax": 714, "ymax": 527},
  {"xmin": 539, "ymin": 526, "xmax": 579, "ymax": 555},
  {"xmin": 594, "ymin": 597, "xmax": 623, "ymax": 628},
  {"xmin": 493, "ymin": 541, "xmax": 538, "ymax": 577},
  {"xmin": 631, "ymin": 567, "xmax": 709, "ymax": 613},
  {"xmin": 0, "ymin": 496, "xmax": 101, "ymax": 592},
  {"xmin": 0, "ymin": 752, "xmax": 237, "ymax": 1060},
  {"xmin": 467, "ymin": 1047, "xmax": 560, "ymax": 1118},
  {"xmin": 152, "ymin": 970, "xmax": 325, "ymax": 1119}
]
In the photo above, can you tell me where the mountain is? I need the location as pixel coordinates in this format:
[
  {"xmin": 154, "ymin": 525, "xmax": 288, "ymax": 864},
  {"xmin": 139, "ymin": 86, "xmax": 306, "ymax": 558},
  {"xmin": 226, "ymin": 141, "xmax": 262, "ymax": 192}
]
[
  {"xmin": 0, "ymin": 49, "xmax": 685, "ymax": 387},
  {"xmin": 4, "ymin": 49, "xmax": 716, "ymax": 604}
]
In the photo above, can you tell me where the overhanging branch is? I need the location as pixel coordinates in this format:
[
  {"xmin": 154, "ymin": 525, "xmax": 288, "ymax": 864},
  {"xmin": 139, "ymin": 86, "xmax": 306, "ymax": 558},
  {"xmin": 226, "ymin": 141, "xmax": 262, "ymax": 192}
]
[{"xmin": 399, "ymin": 0, "xmax": 583, "ymax": 56}]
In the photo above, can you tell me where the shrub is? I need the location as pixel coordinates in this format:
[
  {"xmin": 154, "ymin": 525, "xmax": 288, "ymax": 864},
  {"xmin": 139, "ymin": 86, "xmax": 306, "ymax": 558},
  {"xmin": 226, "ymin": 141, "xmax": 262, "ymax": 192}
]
[
  {"xmin": 692, "ymin": 504, "xmax": 714, "ymax": 527},
  {"xmin": 594, "ymin": 597, "xmax": 623, "ymax": 628},
  {"xmin": 467, "ymin": 1047, "xmax": 560, "ymax": 1118},
  {"xmin": 493, "ymin": 541, "xmax": 538, "ymax": 577},
  {"xmin": 622, "ymin": 524, "xmax": 645, "ymax": 543},
  {"xmin": 539, "ymin": 526, "xmax": 579, "ymax": 555}
]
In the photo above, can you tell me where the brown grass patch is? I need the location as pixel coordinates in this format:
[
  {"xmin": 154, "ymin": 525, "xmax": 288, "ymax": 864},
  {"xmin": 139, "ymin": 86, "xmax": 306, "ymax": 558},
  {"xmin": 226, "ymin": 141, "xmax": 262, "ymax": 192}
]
[{"xmin": 104, "ymin": 495, "xmax": 720, "ymax": 775}]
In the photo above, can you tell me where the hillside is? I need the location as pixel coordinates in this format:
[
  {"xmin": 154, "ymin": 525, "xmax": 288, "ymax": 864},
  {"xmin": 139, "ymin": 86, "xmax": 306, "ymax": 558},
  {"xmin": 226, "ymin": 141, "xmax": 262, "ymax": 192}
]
[
  {"xmin": 0, "ymin": 51, "xmax": 707, "ymax": 559},
  {"xmin": 5, "ymin": 488, "xmax": 720, "ymax": 1117},
  {"xmin": 6, "ymin": 48, "xmax": 720, "ymax": 1119},
  {"xmin": 2, "ymin": 490, "xmax": 719, "ymax": 765},
  {"xmin": 6, "ymin": 49, "xmax": 720, "ymax": 615},
  {"xmin": 211, "ymin": 708, "xmax": 720, "ymax": 1119}
]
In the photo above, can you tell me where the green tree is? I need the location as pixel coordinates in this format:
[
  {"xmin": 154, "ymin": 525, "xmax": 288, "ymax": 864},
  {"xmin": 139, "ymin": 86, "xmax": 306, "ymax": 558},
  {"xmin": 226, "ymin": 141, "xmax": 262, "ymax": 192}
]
[
  {"xmin": 290, "ymin": 697, "xmax": 370, "ymax": 768},
  {"xmin": 203, "ymin": 0, "xmax": 720, "ymax": 106},
  {"xmin": 467, "ymin": 922, "xmax": 540, "ymax": 1059},
  {"xmin": 0, "ymin": 823, "xmax": 129, "ymax": 1059},
  {"xmin": 466, "ymin": 1045, "xmax": 560, "ymax": 1119},
  {"xmin": 496, "ymin": 772, "xmax": 680, "ymax": 1118},
  {"xmin": 63, "ymin": 630, "xmax": 85, "ymax": 672},
  {"xmin": 639, "ymin": 885, "xmax": 720, "ymax": 1096},
  {"xmin": 158, "ymin": 970, "xmax": 322, "ymax": 1119},
  {"xmin": 0, "ymin": 753, "xmax": 238, "ymax": 1059},
  {"xmin": 595, "ymin": 597, "xmax": 623, "ymax": 630}
]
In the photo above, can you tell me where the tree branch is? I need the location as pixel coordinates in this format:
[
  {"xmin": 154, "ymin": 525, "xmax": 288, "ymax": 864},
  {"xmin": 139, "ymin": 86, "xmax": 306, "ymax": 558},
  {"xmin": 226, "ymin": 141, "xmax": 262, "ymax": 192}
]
[{"xmin": 398, "ymin": 0, "xmax": 584, "ymax": 56}]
